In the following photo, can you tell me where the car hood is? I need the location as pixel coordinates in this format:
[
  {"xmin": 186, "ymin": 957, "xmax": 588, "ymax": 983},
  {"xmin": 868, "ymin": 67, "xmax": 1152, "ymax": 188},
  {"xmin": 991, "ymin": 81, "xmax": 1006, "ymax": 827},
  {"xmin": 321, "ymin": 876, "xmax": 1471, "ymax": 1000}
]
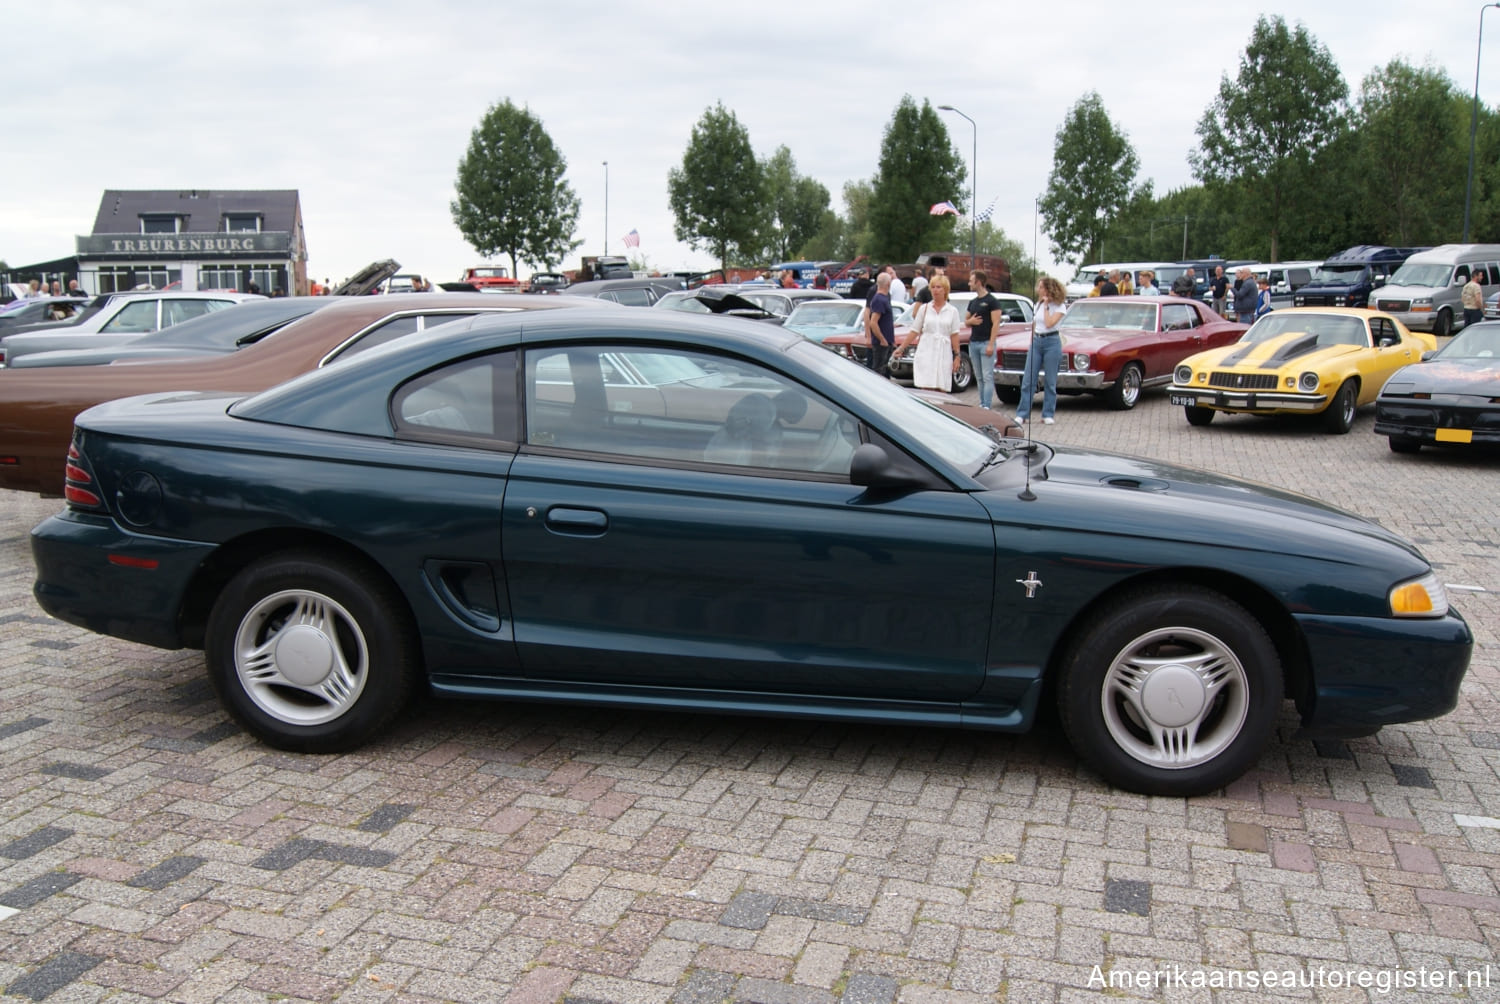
[
  {"xmin": 1380, "ymin": 358, "xmax": 1500, "ymax": 397},
  {"xmin": 686, "ymin": 289, "xmax": 777, "ymax": 316},
  {"xmin": 332, "ymin": 259, "xmax": 401, "ymax": 296},
  {"xmin": 1013, "ymin": 442, "xmax": 1425, "ymax": 565},
  {"xmin": 1182, "ymin": 331, "xmax": 1365, "ymax": 371}
]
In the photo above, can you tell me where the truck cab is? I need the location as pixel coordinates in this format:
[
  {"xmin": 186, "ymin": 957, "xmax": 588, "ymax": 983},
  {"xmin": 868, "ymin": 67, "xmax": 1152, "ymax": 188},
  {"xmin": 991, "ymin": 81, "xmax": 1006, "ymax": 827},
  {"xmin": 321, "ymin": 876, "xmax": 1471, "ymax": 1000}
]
[{"xmin": 1294, "ymin": 246, "xmax": 1427, "ymax": 309}]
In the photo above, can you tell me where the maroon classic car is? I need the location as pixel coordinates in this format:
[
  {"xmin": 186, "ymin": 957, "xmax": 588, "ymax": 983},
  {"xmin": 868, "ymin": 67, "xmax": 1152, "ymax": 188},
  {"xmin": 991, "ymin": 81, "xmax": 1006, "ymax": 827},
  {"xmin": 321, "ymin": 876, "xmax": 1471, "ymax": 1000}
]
[{"xmin": 993, "ymin": 295, "xmax": 1247, "ymax": 409}]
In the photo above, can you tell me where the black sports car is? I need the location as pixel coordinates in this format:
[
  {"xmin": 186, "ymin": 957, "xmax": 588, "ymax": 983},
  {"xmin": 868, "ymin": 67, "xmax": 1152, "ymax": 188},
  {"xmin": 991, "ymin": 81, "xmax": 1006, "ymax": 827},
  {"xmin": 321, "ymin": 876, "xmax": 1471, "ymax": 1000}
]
[{"xmin": 1374, "ymin": 320, "xmax": 1500, "ymax": 452}]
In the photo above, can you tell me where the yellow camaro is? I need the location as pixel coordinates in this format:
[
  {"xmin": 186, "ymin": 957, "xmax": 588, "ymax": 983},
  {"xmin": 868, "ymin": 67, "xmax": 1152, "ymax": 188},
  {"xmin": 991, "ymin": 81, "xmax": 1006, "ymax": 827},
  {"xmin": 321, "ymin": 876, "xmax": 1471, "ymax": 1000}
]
[{"xmin": 1168, "ymin": 308, "xmax": 1437, "ymax": 433}]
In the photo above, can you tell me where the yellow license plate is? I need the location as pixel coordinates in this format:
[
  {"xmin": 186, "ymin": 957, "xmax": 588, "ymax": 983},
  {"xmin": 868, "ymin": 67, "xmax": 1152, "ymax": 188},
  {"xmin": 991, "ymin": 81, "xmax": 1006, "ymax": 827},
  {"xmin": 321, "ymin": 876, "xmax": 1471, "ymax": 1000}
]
[{"xmin": 1435, "ymin": 428, "xmax": 1473, "ymax": 443}]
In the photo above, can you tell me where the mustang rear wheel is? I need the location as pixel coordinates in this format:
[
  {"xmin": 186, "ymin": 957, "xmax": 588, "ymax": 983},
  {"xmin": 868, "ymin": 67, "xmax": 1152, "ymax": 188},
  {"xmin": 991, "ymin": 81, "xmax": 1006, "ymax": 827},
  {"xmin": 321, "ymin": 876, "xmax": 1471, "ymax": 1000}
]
[
  {"xmin": 1057, "ymin": 586, "xmax": 1282, "ymax": 796},
  {"xmin": 1323, "ymin": 379, "xmax": 1357, "ymax": 434},
  {"xmin": 205, "ymin": 552, "xmax": 419, "ymax": 752},
  {"xmin": 1184, "ymin": 405, "xmax": 1215, "ymax": 427}
]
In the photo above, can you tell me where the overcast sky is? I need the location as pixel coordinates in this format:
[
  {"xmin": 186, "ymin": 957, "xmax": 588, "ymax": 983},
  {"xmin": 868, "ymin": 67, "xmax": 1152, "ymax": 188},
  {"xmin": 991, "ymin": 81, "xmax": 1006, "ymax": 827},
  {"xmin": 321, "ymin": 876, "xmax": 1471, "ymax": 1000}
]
[{"xmin": 2, "ymin": 1, "xmax": 1496, "ymax": 286}]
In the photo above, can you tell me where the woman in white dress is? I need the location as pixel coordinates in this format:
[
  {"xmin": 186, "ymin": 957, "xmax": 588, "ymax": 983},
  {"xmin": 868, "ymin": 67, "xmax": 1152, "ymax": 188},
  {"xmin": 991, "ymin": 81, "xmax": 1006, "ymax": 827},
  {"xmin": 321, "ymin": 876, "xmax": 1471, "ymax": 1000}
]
[{"xmin": 894, "ymin": 274, "xmax": 962, "ymax": 390}]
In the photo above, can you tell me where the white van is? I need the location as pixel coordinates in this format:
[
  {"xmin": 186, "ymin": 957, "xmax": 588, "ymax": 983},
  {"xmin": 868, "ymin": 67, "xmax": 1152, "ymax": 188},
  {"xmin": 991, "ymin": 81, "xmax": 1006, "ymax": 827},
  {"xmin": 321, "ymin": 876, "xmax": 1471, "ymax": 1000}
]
[{"xmin": 1372, "ymin": 244, "xmax": 1500, "ymax": 335}]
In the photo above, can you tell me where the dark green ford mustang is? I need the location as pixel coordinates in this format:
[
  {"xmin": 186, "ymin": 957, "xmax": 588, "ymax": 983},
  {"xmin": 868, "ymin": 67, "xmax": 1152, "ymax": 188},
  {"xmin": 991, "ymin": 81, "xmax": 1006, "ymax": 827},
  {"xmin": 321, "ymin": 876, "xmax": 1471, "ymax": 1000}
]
[{"xmin": 31, "ymin": 309, "xmax": 1471, "ymax": 796}]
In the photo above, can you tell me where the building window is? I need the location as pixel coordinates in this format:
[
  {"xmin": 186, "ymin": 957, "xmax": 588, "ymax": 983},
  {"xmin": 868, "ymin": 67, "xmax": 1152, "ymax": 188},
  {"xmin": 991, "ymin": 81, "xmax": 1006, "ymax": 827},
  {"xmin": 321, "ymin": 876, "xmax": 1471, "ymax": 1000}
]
[
  {"xmin": 97, "ymin": 266, "xmax": 180, "ymax": 293},
  {"xmin": 225, "ymin": 214, "xmax": 261, "ymax": 233},
  {"xmin": 140, "ymin": 216, "xmax": 182, "ymax": 234}
]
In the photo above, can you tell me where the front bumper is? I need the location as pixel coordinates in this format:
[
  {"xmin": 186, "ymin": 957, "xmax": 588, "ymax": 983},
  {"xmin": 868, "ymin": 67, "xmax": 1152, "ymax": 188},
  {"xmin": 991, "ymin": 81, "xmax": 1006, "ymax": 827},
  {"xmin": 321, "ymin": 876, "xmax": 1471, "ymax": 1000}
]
[
  {"xmin": 31, "ymin": 511, "xmax": 215, "ymax": 650},
  {"xmin": 1294, "ymin": 609, "xmax": 1472, "ymax": 732},
  {"xmin": 994, "ymin": 367, "xmax": 1106, "ymax": 391},
  {"xmin": 1167, "ymin": 384, "xmax": 1328, "ymax": 413},
  {"xmin": 1374, "ymin": 400, "xmax": 1500, "ymax": 445}
]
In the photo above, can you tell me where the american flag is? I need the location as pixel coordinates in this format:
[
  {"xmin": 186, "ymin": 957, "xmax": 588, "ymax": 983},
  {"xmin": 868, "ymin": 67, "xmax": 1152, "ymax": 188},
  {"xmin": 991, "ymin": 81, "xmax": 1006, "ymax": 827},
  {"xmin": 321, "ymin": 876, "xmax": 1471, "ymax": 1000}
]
[
  {"xmin": 622, "ymin": 229, "xmax": 640, "ymax": 248},
  {"xmin": 929, "ymin": 201, "xmax": 959, "ymax": 216}
]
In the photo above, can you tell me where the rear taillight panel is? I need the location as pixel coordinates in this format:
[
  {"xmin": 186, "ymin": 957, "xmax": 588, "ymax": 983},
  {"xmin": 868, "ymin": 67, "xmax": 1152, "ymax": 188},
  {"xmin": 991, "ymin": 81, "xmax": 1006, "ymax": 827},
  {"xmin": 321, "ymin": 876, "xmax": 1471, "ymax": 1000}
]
[{"xmin": 63, "ymin": 440, "xmax": 105, "ymax": 511}]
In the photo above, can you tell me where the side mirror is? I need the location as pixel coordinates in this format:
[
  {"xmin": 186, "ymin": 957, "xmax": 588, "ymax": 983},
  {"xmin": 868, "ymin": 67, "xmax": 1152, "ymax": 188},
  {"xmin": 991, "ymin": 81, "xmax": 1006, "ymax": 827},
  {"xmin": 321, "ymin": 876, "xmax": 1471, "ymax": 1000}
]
[
  {"xmin": 1379, "ymin": 336, "xmax": 1398, "ymax": 347},
  {"xmin": 1420, "ymin": 349, "xmax": 1436, "ymax": 361},
  {"xmin": 850, "ymin": 443, "xmax": 928, "ymax": 489},
  {"xmin": 1373, "ymin": 277, "xmax": 1386, "ymax": 288}
]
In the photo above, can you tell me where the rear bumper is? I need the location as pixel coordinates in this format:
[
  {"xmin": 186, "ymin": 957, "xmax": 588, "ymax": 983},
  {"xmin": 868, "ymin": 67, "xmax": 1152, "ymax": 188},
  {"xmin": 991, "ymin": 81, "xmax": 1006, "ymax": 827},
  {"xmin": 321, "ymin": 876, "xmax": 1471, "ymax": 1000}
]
[
  {"xmin": 31, "ymin": 512, "xmax": 214, "ymax": 650},
  {"xmin": 1294, "ymin": 610, "xmax": 1472, "ymax": 732}
]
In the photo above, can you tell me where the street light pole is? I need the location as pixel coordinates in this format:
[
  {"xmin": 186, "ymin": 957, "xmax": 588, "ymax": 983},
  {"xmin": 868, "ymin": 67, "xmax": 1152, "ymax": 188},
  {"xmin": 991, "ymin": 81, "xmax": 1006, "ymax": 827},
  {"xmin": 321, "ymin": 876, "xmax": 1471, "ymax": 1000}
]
[
  {"xmin": 1464, "ymin": 4, "xmax": 1500, "ymax": 241},
  {"xmin": 938, "ymin": 105, "xmax": 977, "ymax": 268},
  {"xmin": 602, "ymin": 161, "xmax": 609, "ymax": 255}
]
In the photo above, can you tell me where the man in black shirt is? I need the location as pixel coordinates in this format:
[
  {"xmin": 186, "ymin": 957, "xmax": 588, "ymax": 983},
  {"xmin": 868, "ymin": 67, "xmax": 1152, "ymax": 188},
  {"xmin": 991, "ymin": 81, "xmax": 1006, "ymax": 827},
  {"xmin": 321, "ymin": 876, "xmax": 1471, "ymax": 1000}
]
[
  {"xmin": 963, "ymin": 271, "xmax": 1003, "ymax": 409},
  {"xmin": 848, "ymin": 268, "xmax": 874, "ymax": 302},
  {"xmin": 1209, "ymin": 266, "xmax": 1229, "ymax": 316}
]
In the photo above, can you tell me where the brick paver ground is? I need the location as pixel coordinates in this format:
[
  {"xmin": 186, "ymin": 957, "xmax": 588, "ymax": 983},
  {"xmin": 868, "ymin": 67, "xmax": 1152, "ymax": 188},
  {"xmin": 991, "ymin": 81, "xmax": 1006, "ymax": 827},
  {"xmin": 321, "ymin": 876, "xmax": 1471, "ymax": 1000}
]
[{"xmin": 0, "ymin": 386, "xmax": 1496, "ymax": 1002}]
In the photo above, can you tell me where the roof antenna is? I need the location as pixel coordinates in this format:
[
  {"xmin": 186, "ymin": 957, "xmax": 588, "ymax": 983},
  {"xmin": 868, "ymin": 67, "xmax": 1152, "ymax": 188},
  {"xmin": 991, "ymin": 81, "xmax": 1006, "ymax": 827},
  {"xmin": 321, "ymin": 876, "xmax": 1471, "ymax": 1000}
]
[{"xmin": 1017, "ymin": 405, "xmax": 1037, "ymax": 501}]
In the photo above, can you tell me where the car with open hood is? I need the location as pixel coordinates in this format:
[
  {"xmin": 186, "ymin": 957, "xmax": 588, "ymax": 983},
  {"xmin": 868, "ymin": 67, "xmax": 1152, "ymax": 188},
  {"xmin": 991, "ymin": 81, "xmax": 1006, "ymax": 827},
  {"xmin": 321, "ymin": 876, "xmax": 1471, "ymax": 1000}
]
[
  {"xmin": 1374, "ymin": 320, "xmax": 1500, "ymax": 452},
  {"xmin": 29, "ymin": 307, "xmax": 1471, "ymax": 797},
  {"xmin": 1168, "ymin": 307, "xmax": 1437, "ymax": 433},
  {"xmin": 992, "ymin": 295, "xmax": 1246, "ymax": 410}
]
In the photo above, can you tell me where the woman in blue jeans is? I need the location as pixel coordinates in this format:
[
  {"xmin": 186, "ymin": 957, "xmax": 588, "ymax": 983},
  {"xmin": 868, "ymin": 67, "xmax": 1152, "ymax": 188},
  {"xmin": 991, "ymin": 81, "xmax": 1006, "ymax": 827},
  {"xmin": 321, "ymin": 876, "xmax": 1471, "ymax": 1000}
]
[{"xmin": 1017, "ymin": 276, "xmax": 1068, "ymax": 425}]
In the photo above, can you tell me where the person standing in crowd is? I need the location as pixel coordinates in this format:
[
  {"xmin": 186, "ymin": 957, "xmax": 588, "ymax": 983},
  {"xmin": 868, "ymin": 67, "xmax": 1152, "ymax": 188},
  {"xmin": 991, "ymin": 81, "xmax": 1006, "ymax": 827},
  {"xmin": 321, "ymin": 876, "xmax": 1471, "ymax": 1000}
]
[
  {"xmin": 963, "ymin": 270, "xmax": 1002, "ymax": 410},
  {"xmin": 813, "ymin": 270, "xmax": 829, "ymax": 290},
  {"xmin": 1171, "ymin": 267, "xmax": 1197, "ymax": 297},
  {"xmin": 1210, "ymin": 266, "xmax": 1229, "ymax": 317},
  {"xmin": 864, "ymin": 272, "xmax": 897, "ymax": 376},
  {"xmin": 25, "ymin": 279, "xmax": 42, "ymax": 298},
  {"xmin": 780, "ymin": 269, "xmax": 798, "ymax": 289},
  {"xmin": 848, "ymin": 268, "xmax": 874, "ymax": 303},
  {"xmin": 1137, "ymin": 270, "xmax": 1161, "ymax": 295},
  {"xmin": 1116, "ymin": 270, "xmax": 1134, "ymax": 296},
  {"xmin": 893, "ymin": 274, "xmax": 962, "ymax": 391},
  {"xmin": 886, "ymin": 265, "xmax": 908, "ymax": 305},
  {"xmin": 67, "ymin": 279, "xmax": 85, "ymax": 296},
  {"xmin": 1255, "ymin": 276, "xmax": 1274, "ymax": 319},
  {"xmin": 1233, "ymin": 267, "xmax": 1258, "ymax": 323},
  {"xmin": 1100, "ymin": 270, "xmax": 1120, "ymax": 296},
  {"xmin": 1017, "ymin": 275, "xmax": 1067, "ymax": 426},
  {"xmin": 911, "ymin": 267, "xmax": 931, "ymax": 304},
  {"xmin": 1461, "ymin": 270, "xmax": 1485, "ymax": 329},
  {"xmin": 1088, "ymin": 274, "xmax": 1107, "ymax": 297}
]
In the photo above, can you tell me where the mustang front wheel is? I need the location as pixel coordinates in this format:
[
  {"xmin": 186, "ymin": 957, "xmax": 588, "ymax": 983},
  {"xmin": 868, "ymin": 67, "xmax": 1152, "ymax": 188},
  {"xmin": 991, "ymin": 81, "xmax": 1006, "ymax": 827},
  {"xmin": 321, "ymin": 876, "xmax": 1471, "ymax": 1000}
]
[
  {"xmin": 1058, "ymin": 586, "xmax": 1282, "ymax": 796},
  {"xmin": 205, "ymin": 552, "xmax": 419, "ymax": 752}
]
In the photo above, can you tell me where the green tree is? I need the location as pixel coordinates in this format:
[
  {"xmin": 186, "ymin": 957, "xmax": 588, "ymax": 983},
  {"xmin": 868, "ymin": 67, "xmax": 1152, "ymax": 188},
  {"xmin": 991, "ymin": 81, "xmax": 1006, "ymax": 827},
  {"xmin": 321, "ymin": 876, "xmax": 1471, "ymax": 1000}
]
[
  {"xmin": 667, "ymin": 103, "xmax": 764, "ymax": 272},
  {"xmin": 868, "ymin": 96, "xmax": 966, "ymax": 263},
  {"xmin": 1354, "ymin": 61, "xmax": 1466, "ymax": 245},
  {"xmin": 450, "ymin": 100, "xmax": 581, "ymax": 276},
  {"xmin": 1038, "ymin": 92, "xmax": 1140, "ymax": 265},
  {"xmin": 1191, "ymin": 15, "xmax": 1348, "ymax": 261},
  {"xmin": 968, "ymin": 221, "xmax": 1033, "ymax": 293},
  {"xmin": 756, "ymin": 146, "xmax": 831, "ymax": 263}
]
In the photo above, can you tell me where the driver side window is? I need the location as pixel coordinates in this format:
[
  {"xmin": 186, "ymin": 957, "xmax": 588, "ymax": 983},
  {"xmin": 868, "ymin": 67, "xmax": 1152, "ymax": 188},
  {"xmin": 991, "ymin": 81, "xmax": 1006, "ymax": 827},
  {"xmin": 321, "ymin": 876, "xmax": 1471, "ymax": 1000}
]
[{"xmin": 524, "ymin": 344, "xmax": 861, "ymax": 476}]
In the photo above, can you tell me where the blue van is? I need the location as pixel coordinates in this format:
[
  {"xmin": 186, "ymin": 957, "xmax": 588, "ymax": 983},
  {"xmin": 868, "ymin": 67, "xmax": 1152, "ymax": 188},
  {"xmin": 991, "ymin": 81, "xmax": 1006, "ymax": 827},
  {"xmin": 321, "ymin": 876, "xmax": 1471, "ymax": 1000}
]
[{"xmin": 1293, "ymin": 246, "xmax": 1427, "ymax": 309}]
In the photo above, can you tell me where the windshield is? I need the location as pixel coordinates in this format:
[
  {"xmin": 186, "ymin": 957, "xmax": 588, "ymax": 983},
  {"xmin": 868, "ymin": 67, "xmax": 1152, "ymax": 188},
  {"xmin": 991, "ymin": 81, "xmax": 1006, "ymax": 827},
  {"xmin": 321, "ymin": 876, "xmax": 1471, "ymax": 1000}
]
[
  {"xmin": 1240, "ymin": 312, "xmax": 1367, "ymax": 346},
  {"xmin": 471, "ymin": 267, "xmax": 508, "ymax": 278},
  {"xmin": 786, "ymin": 302, "xmax": 863, "ymax": 329},
  {"xmin": 1309, "ymin": 265, "xmax": 1367, "ymax": 286},
  {"xmin": 1070, "ymin": 268, "xmax": 1101, "ymax": 285},
  {"xmin": 1061, "ymin": 301, "xmax": 1157, "ymax": 331},
  {"xmin": 1437, "ymin": 322, "xmax": 1500, "ymax": 359},
  {"xmin": 1386, "ymin": 263, "xmax": 1455, "ymax": 288},
  {"xmin": 788, "ymin": 340, "xmax": 994, "ymax": 473}
]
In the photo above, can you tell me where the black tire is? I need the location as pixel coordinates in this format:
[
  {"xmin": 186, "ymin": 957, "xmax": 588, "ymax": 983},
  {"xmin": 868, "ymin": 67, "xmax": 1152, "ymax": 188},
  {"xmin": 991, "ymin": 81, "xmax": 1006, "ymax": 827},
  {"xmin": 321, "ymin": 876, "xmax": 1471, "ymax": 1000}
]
[
  {"xmin": 997, "ymin": 385, "xmax": 1021, "ymax": 405},
  {"xmin": 950, "ymin": 352, "xmax": 974, "ymax": 392},
  {"xmin": 1057, "ymin": 586, "xmax": 1283, "ymax": 796},
  {"xmin": 1388, "ymin": 435, "xmax": 1421, "ymax": 454},
  {"xmin": 1323, "ymin": 379, "xmax": 1357, "ymax": 434},
  {"xmin": 1106, "ymin": 362, "xmax": 1144, "ymax": 410},
  {"xmin": 1432, "ymin": 309, "xmax": 1451, "ymax": 337},
  {"xmin": 205, "ymin": 552, "xmax": 420, "ymax": 753},
  {"xmin": 1184, "ymin": 405, "xmax": 1215, "ymax": 427}
]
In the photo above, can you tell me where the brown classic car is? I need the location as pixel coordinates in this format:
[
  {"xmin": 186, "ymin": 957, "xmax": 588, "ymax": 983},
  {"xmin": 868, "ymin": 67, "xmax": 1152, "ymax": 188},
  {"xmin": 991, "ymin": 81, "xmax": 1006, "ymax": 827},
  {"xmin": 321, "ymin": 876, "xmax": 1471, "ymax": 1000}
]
[
  {"xmin": 0, "ymin": 293, "xmax": 602, "ymax": 496},
  {"xmin": 992, "ymin": 295, "xmax": 1248, "ymax": 410}
]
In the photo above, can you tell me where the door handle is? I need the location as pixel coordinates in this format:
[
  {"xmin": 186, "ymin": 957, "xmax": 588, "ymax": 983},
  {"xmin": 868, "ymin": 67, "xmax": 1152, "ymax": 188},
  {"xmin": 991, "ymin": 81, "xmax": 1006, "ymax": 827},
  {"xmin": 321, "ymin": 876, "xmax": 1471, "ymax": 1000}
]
[{"xmin": 545, "ymin": 506, "xmax": 608, "ymax": 535}]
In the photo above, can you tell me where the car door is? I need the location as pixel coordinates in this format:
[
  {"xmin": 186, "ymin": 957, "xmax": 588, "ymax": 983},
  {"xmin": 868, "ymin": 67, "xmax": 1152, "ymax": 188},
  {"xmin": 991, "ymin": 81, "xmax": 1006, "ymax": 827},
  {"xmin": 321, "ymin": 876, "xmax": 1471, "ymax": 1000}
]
[
  {"xmin": 501, "ymin": 341, "xmax": 997, "ymax": 703},
  {"xmin": 1365, "ymin": 317, "xmax": 1425, "ymax": 402}
]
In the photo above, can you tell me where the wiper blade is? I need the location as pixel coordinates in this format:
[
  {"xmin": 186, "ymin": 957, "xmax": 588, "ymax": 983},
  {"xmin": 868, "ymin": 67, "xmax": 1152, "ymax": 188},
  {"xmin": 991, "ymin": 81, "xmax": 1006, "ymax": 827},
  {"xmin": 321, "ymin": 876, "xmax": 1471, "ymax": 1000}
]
[{"xmin": 973, "ymin": 442, "xmax": 1008, "ymax": 476}]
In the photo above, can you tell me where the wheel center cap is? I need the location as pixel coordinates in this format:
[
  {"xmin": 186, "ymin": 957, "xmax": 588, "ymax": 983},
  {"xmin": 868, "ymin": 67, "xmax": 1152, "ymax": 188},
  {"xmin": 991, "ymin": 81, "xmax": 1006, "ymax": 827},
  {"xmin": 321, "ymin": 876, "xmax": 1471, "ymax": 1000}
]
[
  {"xmin": 1139, "ymin": 665, "xmax": 1207, "ymax": 728},
  {"xmin": 275, "ymin": 625, "xmax": 335, "ymax": 687}
]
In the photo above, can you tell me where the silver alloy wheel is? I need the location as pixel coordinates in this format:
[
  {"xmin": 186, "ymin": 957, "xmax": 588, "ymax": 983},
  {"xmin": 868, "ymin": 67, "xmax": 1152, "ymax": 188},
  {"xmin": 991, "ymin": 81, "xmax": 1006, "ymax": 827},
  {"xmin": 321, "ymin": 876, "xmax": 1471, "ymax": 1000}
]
[
  {"xmin": 1099, "ymin": 625, "xmax": 1250, "ymax": 769},
  {"xmin": 1120, "ymin": 365, "xmax": 1141, "ymax": 405},
  {"xmin": 232, "ymin": 588, "xmax": 369, "ymax": 726},
  {"xmin": 1339, "ymin": 384, "xmax": 1356, "ymax": 426}
]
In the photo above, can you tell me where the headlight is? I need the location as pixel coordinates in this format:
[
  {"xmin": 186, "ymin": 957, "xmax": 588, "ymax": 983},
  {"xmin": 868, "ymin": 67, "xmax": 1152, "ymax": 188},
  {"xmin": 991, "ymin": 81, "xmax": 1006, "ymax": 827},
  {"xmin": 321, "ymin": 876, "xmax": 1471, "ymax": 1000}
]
[
  {"xmin": 1174, "ymin": 364, "xmax": 1192, "ymax": 384},
  {"xmin": 1298, "ymin": 371, "xmax": 1320, "ymax": 392},
  {"xmin": 1072, "ymin": 353, "xmax": 1090, "ymax": 371},
  {"xmin": 1294, "ymin": 296, "xmax": 1305, "ymax": 306},
  {"xmin": 1389, "ymin": 572, "xmax": 1449, "ymax": 618},
  {"xmin": 1411, "ymin": 297, "xmax": 1432, "ymax": 307}
]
